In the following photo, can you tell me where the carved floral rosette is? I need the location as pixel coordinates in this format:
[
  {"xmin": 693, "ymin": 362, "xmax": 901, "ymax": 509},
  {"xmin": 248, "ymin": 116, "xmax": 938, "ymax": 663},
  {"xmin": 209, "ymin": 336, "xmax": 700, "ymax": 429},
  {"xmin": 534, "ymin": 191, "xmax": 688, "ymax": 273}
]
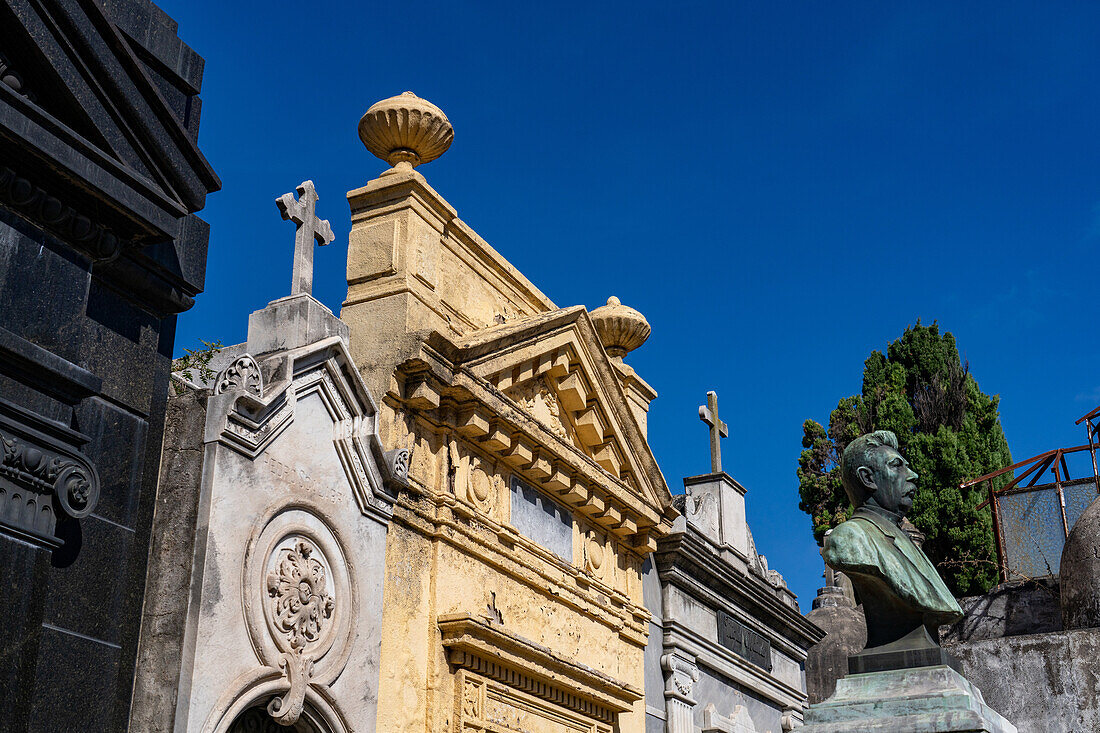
[{"xmin": 242, "ymin": 506, "xmax": 355, "ymax": 727}]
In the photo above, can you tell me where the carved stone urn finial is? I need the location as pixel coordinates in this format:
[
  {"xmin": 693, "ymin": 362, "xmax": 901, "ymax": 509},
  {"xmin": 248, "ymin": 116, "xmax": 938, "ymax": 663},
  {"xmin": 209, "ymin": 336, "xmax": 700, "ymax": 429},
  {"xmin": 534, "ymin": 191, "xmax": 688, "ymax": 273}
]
[
  {"xmin": 590, "ymin": 296, "xmax": 651, "ymax": 361},
  {"xmin": 358, "ymin": 91, "xmax": 454, "ymax": 175}
]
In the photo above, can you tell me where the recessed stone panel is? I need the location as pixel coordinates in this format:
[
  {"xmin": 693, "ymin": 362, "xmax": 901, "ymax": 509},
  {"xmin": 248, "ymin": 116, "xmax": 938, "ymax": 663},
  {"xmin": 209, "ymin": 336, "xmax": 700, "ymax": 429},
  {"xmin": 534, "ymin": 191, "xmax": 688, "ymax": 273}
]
[{"xmin": 510, "ymin": 476, "xmax": 573, "ymax": 561}]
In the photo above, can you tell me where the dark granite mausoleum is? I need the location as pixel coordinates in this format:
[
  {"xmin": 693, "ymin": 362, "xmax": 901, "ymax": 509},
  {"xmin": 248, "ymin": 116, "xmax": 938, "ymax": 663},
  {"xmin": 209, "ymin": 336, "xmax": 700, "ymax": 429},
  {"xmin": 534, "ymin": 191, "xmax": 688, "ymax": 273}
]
[{"xmin": 0, "ymin": 0, "xmax": 217, "ymax": 729}]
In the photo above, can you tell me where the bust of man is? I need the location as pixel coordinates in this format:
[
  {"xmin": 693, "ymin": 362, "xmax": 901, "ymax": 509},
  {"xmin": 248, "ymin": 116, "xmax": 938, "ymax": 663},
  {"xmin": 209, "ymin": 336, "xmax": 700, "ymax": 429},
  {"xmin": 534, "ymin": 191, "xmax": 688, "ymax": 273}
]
[{"xmin": 823, "ymin": 430, "xmax": 962, "ymax": 654}]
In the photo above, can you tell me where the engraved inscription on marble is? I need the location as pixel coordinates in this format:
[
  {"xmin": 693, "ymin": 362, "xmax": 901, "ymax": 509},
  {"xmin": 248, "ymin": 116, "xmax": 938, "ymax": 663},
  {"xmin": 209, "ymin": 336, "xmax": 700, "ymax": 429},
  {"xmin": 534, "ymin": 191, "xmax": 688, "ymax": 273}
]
[{"xmin": 717, "ymin": 610, "xmax": 772, "ymax": 671}]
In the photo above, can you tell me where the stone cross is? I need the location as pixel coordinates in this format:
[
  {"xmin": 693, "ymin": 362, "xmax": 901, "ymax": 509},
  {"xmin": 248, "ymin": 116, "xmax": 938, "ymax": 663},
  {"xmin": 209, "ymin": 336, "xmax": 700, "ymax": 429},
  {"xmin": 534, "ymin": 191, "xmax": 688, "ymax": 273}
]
[
  {"xmin": 698, "ymin": 390, "xmax": 728, "ymax": 474},
  {"xmin": 276, "ymin": 180, "xmax": 335, "ymax": 296}
]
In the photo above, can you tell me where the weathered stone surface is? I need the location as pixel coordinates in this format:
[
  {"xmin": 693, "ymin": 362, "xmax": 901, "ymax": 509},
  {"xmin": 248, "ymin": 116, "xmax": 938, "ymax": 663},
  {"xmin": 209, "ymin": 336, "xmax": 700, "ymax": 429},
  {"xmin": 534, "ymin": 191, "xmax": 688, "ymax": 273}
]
[
  {"xmin": 246, "ymin": 292, "xmax": 349, "ymax": 355},
  {"xmin": 940, "ymin": 578, "xmax": 1061, "ymax": 643},
  {"xmin": 1060, "ymin": 494, "xmax": 1100, "ymax": 630},
  {"xmin": 346, "ymin": 94, "xmax": 673, "ymax": 733},
  {"xmin": 802, "ymin": 665, "xmax": 1016, "ymax": 733},
  {"xmin": 131, "ymin": 293, "xmax": 401, "ymax": 732},
  {"xmin": 805, "ymin": 591, "xmax": 867, "ymax": 704},
  {"xmin": 943, "ymin": 627, "xmax": 1100, "ymax": 733},
  {"xmin": 129, "ymin": 386, "xmax": 210, "ymax": 733}
]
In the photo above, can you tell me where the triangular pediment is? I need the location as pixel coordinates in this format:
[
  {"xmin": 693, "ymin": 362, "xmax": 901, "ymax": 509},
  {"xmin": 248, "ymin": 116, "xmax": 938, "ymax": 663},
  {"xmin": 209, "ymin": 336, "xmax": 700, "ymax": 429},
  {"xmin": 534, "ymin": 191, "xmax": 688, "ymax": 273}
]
[
  {"xmin": 443, "ymin": 307, "xmax": 673, "ymax": 519},
  {"xmin": 0, "ymin": 0, "xmax": 218, "ymax": 238}
]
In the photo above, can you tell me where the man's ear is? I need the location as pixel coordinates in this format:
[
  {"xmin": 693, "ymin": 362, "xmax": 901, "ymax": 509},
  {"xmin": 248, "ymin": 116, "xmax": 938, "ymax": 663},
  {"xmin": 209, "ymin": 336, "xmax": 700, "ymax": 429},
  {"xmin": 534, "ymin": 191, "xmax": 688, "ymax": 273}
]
[{"xmin": 856, "ymin": 465, "xmax": 876, "ymax": 491}]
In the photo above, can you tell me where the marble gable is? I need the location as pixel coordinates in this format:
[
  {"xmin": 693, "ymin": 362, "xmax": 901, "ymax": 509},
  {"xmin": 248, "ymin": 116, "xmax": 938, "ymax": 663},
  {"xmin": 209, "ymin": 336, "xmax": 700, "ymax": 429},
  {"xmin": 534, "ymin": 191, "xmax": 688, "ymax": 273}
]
[{"xmin": 131, "ymin": 293, "xmax": 405, "ymax": 733}]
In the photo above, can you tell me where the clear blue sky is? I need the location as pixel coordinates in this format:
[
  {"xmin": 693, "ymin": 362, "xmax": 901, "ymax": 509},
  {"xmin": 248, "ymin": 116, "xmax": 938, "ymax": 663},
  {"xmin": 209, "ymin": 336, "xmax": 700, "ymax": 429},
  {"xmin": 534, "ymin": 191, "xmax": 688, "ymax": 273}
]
[{"xmin": 166, "ymin": 1, "xmax": 1100, "ymax": 609}]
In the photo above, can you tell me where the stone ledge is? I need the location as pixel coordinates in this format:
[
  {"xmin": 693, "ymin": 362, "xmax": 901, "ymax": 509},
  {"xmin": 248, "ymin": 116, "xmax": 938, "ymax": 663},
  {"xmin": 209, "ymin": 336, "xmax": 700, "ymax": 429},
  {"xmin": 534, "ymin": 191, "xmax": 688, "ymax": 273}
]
[
  {"xmin": 944, "ymin": 626, "xmax": 1100, "ymax": 733},
  {"xmin": 439, "ymin": 613, "xmax": 642, "ymax": 719},
  {"xmin": 802, "ymin": 665, "xmax": 1015, "ymax": 733}
]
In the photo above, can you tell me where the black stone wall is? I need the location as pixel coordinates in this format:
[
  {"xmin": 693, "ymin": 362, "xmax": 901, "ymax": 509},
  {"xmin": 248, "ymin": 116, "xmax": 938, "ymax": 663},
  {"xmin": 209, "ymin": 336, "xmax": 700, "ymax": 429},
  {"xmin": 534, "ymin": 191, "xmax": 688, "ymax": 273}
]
[{"xmin": 0, "ymin": 1, "xmax": 218, "ymax": 729}]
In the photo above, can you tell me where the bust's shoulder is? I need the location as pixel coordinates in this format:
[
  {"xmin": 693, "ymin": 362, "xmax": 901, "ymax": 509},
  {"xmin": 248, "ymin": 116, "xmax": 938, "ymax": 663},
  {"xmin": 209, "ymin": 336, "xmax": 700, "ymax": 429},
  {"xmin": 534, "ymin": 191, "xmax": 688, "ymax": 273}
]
[
  {"xmin": 823, "ymin": 517, "xmax": 880, "ymax": 570},
  {"xmin": 826, "ymin": 516, "xmax": 875, "ymax": 543}
]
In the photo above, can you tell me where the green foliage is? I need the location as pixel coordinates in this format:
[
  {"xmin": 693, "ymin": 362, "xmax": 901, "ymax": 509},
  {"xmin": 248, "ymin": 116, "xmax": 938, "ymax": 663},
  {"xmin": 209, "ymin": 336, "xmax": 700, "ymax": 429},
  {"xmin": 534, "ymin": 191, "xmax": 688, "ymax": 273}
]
[
  {"xmin": 173, "ymin": 339, "xmax": 224, "ymax": 385},
  {"xmin": 797, "ymin": 322, "xmax": 1011, "ymax": 596}
]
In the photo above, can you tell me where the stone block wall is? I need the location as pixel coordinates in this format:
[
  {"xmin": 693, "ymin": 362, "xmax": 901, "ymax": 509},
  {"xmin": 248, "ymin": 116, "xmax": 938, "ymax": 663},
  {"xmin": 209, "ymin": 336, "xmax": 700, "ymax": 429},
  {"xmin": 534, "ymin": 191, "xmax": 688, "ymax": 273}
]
[{"xmin": 946, "ymin": 627, "xmax": 1100, "ymax": 733}]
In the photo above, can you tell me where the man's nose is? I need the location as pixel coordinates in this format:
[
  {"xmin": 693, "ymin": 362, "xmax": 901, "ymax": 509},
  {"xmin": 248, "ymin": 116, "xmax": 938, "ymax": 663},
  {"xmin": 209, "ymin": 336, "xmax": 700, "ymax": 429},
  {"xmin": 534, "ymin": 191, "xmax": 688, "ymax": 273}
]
[{"xmin": 907, "ymin": 468, "xmax": 918, "ymax": 481}]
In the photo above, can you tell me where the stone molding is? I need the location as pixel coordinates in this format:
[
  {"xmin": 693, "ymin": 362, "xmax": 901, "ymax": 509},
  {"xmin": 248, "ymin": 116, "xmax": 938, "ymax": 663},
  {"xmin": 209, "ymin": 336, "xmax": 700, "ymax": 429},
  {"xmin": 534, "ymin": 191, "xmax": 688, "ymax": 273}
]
[
  {"xmin": 0, "ymin": 398, "xmax": 99, "ymax": 548},
  {"xmin": 199, "ymin": 667, "xmax": 351, "ymax": 733},
  {"xmin": 664, "ymin": 618, "xmax": 814, "ymax": 712},
  {"xmin": 390, "ymin": 488, "xmax": 650, "ymax": 645},
  {"xmin": 0, "ymin": 165, "xmax": 126, "ymax": 261},
  {"xmin": 390, "ymin": 307, "xmax": 675, "ymax": 552},
  {"xmin": 439, "ymin": 613, "xmax": 642, "ymax": 722},
  {"xmin": 0, "ymin": 325, "xmax": 101, "ymax": 403},
  {"xmin": 656, "ymin": 530, "xmax": 820, "ymax": 649},
  {"xmin": 208, "ymin": 336, "xmax": 402, "ymax": 520}
]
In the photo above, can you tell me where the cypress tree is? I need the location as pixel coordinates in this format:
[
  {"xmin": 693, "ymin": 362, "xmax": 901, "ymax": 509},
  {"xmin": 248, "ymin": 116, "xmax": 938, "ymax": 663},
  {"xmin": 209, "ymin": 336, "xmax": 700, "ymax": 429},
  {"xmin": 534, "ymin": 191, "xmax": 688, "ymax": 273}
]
[{"xmin": 797, "ymin": 322, "xmax": 1011, "ymax": 596}]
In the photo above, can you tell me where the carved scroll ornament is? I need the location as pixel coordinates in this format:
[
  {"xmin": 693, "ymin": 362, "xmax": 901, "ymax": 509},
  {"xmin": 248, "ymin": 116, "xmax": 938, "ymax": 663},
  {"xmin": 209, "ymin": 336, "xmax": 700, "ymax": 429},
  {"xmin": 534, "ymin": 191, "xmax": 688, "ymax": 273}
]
[{"xmin": 0, "ymin": 424, "xmax": 99, "ymax": 546}]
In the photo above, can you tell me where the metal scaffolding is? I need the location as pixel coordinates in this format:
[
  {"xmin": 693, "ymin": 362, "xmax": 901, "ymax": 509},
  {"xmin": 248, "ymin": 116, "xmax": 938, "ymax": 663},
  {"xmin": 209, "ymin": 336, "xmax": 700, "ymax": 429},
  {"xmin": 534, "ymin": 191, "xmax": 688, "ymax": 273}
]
[{"xmin": 961, "ymin": 407, "xmax": 1100, "ymax": 582}]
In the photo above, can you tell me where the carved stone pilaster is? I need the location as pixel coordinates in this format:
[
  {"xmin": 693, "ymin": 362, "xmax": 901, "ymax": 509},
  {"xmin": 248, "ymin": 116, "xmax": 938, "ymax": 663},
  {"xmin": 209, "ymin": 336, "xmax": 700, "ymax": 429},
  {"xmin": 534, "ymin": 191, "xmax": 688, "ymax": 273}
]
[
  {"xmin": 661, "ymin": 651, "xmax": 699, "ymax": 733},
  {"xmin": 0, "ymin": 404, "xmax": 100, "ymax": 548}
]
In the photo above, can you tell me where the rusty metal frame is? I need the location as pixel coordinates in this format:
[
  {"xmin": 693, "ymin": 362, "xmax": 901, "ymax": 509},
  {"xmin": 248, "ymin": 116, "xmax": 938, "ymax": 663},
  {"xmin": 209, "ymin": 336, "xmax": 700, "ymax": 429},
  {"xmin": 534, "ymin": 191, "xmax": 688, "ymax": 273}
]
[{"xmin": 963, "ymin": 437, "xmax": 1100, "ymax": 582}]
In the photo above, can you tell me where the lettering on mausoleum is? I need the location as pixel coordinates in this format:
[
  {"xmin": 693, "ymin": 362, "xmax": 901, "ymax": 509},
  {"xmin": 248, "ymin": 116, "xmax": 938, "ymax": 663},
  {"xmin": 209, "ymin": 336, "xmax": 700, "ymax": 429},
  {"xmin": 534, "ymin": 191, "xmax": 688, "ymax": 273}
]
[{"xmin": 718, "ymin": 610, "xmax": 773, "ymax": 672}]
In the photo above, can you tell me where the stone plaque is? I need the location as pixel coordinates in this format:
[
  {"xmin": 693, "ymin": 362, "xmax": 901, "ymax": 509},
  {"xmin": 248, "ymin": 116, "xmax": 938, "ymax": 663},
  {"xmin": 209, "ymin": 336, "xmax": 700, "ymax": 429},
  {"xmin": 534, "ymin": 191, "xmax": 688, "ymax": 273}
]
[
  {"xmin": 510, "ymin": 476, "xmax": 573, "ymax": 561},
  {"xmin": 717, "ymin": 610, "xmax": 772, "ymax": 671}
]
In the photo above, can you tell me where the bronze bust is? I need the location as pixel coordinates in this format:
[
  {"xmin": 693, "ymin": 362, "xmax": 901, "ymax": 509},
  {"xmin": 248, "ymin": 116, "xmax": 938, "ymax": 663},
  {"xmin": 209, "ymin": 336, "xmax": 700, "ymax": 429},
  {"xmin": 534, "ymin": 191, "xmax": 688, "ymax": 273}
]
[{"xmin": 823, "ymin": 430, "xmax": 962, "ymax": 666}]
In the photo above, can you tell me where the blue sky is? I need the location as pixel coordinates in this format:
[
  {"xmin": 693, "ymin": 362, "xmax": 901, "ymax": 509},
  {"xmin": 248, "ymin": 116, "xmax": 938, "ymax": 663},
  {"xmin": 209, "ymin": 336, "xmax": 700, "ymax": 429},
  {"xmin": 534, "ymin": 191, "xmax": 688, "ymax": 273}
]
[{"xmin": 166, "ymin": 1, "xmax": 1100, "ymax": 608}]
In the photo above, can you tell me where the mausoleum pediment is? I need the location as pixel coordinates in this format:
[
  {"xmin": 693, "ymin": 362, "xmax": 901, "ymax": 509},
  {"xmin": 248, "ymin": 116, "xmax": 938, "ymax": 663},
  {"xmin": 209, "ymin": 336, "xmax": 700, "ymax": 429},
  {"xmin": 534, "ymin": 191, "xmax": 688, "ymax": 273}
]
[
  {"xmin": 390, "ymin": 305, "xmax": 675, "ymax": 547},
  {"xmin": 0, "ymin": 0, "xmax": 218, "ymax": 232},
  {"xmin": 207, "ymin": 332, "xmax": 408, "ymax": 521}
]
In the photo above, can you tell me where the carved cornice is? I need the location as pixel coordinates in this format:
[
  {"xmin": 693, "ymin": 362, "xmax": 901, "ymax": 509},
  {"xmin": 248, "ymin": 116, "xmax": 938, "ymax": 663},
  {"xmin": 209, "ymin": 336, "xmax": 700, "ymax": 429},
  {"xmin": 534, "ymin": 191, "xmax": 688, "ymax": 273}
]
[
  {"xmin": 0, "ymin": 399, "xmax": 99, "ymax": 548},
  {"xmin": 0, "ymin": 165, "xmax": 127, "ymax": 261},
  {"xmin": 390, "ymin": 342, "xmax": 671, "ymax": 554},
  {"xmin": 439, "ymin": 614, "xmax": 642, "ymax": 723},
  {"xmin": 656, "ymin": 528, "xmax": 824, "ymax": 647}
]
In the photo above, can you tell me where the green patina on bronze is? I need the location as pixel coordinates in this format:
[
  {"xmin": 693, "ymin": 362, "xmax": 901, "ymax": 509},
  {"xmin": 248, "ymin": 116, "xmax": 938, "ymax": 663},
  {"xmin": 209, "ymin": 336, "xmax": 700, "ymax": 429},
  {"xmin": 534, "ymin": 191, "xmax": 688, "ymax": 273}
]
[{"xmin": 823, "ymin": 430, "xmax": 963, "ymax": 654}]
